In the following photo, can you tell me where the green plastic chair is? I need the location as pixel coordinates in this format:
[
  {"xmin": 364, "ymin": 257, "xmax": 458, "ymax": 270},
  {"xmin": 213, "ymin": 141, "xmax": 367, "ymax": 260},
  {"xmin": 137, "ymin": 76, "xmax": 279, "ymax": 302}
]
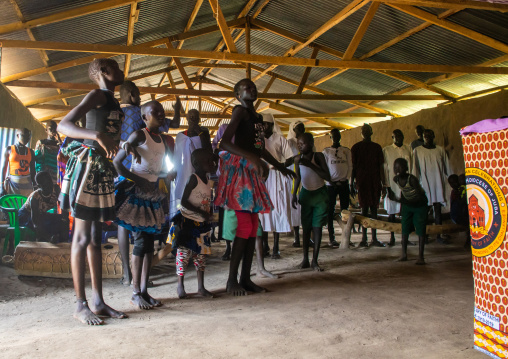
[{"xmin": 0, "ymin": 194, "xmax": 35, "ymax": 255}]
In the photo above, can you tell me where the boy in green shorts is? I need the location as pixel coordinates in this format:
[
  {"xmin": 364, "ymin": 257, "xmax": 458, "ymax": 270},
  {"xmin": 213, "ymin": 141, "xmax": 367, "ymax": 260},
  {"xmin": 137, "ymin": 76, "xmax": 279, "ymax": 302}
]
[
  {"xmin": 292, "ymin": 133, "xmax": 330, "ymax": 271},
  {"xmin": 388, "ymin": 158, "xmax": 428, "ymax": 265}
]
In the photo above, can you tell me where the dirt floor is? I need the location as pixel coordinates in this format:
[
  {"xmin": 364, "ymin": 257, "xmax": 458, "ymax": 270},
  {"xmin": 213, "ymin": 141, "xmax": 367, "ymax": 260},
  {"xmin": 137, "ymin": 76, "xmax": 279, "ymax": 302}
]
[{"xmin": 0, "ymin": 225, "xmax": 484, "ymax": 359}]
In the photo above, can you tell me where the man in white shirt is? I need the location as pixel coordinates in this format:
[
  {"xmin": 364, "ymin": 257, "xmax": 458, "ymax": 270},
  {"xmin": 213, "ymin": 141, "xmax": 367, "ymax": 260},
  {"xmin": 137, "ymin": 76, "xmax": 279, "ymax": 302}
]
[
  {"xmin": 383, "ymin": 129, "xmax": 414, "ymax": 246},
  {"xmin": 322, "ymin": 129, "xmax": 352, "ymax": 247}
]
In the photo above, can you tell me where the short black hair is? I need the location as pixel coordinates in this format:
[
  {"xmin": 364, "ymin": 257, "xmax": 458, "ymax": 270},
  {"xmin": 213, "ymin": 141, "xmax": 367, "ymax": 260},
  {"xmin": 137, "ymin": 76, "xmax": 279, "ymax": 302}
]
[
  {"xmin": 392, "ymin": 129, "xmax": 403, "ymax": 136},
  {"xmin": 416, "ymin": 125, "xmax": 425, "ymax": 132},
  {"xmin": 424, "ymin": 129, "xmax": 434, "ymax": 136},
  {"xmin": 233, "ymin": 78, "xmax": 255, "ymax": 96},
  {"xmin": 191, "ymin": 148, "xmax": 211, "ymax": 169},
  {"xmin": 17, "ymin": 128, "xmax": 30, "ymax": 136},
  {"xmin": 394, "ymin": 158, "xmax": 408, "ymax": 171},
  {"xmin": 141, "ymin": 100, "xmax": 162, "ymax": 117},
  {"xmin": 46, "ymin": 120, "xmax": 57, "ymax": 129},
  {"xmin": 298, "ymin": 132, "xmax": 314, "ymax": 144},
  {"xmin": 35, "ymin": 171, "xmax": 52, "ymax": 185},
  {"xmin": 448, "ymin": 174, "xmax": 459, "ymax": 182},
  {"xmin": 120, "ymin": 80, "xmax": 139, "ymax": 103},
  {"xmin": 88, "ymin": 58, "xmax": 118, "ymax": 83}
]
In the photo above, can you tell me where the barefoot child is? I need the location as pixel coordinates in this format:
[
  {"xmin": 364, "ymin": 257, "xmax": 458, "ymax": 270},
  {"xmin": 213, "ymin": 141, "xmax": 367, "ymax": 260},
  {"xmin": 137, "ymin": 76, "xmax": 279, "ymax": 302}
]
[
  {"xmin": 292, "ymin": 133, "xmax": 330, "ymax": 271},
  {"xmin": 388, "ymin": 158, "xmax": 428, "ymax": 264},
  {"xmin": 114, "ymin": 100, "xmax": 170, "ymax": 309},
  {"xmin": 58, "ymin": 58, "xmax": 127, "ymax": 325},
  {"xmin": 170, "ymin": 148, "xmax": 216, "ymax": 298},
  {"xmin": 215, "ymin": 78, "xmax": 295, "ymax": 296}
]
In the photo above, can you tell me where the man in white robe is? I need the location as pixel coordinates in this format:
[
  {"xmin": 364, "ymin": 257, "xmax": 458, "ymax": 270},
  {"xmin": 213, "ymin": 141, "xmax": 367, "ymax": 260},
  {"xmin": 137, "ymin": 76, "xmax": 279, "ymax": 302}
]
[
  {"xmin": 170, "ymin": 109, "xmax": 212, "ymax": 219},
  {"xmin": 413, "ymin": 129, "xmax": 451, "ymax": 244},
  {"xmin": 259, "ymin": 114, "xmax": 295, "ymax": 258},
  {"xmin": 383, "ymin": 129, "xmax": 413, "ymax": 246}
]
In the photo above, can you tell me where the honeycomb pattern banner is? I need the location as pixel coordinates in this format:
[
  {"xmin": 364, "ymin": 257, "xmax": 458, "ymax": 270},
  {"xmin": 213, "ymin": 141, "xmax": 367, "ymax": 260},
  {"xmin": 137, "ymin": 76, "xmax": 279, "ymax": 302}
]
[{"xmin": 463, "ymin": 128, "xmax": 508, "ymax": 358}]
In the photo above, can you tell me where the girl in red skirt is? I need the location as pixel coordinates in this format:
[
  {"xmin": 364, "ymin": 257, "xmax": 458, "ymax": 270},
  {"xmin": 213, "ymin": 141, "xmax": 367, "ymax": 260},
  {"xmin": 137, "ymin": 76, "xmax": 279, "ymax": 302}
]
[{"xmin": 215, "ymin": 78, "xmax": 295, "ymax": 296}]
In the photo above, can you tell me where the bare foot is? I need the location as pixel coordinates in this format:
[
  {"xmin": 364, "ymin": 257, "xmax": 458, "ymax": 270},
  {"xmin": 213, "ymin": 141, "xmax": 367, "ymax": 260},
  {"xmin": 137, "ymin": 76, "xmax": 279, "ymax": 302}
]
[
  {"xmin": 416, "ymin": 258, "xmax": 426, "ymax": 265},
  {"xmin": 93, "ymin": 301, "xmax": 128, "ymax": 319},
  {"xmin": 74, "ymin": 302, "xmax": 103, "ymax": 325},
  {"xmin": 227, "ymin": 280, "xmax": 247, "ymax": 296},
  {"xmin": 142, "ymin": 292, "xmax": 162, "ymax": 307},
  {"xmin": 197, "ymin": 288, "xmax": 215, "ymax": 298},
  {"xmin": 299, "ymin": 259, "xmax": 310, "ymax": 269},
  {"xmin": 311, "ymin": 261, "xmax": 323, "ymax": 272},
  {"xmin": 271, "ymin": 253, "xmax": 281, "ymax": 259},
  {"xmin": 395, "ymin": 256, "xmax": 408, "ymax": 262},
  {"xmin": 131, "ymin": 292, "xmax": 153, "ymax": 310},
  {"xmin": 258, "ymin": 269, "xmax": 279, "ymax": 279},
  {"xmin": 120, "ymin": 272, "xmax": 132, "ymax": 286},
  {"xmin": 177, "ymin": 285, "xmax": 189, "ymax": 299},
  {"xmin": 241, "ymin": 279, "xmax": 267, "ymax": 293}
]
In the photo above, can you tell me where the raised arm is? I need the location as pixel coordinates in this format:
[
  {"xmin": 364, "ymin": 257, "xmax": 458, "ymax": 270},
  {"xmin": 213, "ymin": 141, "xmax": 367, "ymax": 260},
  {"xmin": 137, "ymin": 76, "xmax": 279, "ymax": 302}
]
[
  {"xmin": 29, "ymin": 149, "xmax": 36, "ymax": 187},
  {"xmin": 165, "ymin": 98, "xmax": 182, "ymax": 129}
]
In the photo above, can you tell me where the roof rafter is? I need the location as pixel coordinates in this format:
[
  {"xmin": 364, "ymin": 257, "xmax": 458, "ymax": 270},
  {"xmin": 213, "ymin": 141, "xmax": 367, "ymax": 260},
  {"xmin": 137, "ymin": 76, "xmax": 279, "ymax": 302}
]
[
  {"xmin": 374, "ymin": 0, "xmax": 508, "ymax": 12},
  {"xmin": 124, "ymin": 2, "xmax": 140, "ymax": 77},
  {"xmin": 342, "ymin": 1, "xmax": 379, "ymax": 60},
  {"xmin": 208, "ymin": 0, "xmax": 237, "ymax": 53},
  {"xmin": 0, "ymin": 0, "xmax": 148, "ymax": 36},
  {"xmin": 388, "ymin": 4, "xmax": 508, "ymax": 54},
  {"xmin": 2, "ymin": 39, "xmax": 507, "ymax": 74}
]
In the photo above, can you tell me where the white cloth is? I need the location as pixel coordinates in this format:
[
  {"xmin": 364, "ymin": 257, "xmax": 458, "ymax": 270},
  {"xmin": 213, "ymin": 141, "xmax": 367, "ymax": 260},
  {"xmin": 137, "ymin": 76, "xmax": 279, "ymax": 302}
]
[
  {"xmin": 412, "ymin": 145, "xmax": 451, "ymax": 206},
  {"xmin": 300, "ymin": 153, "xmax": 324, "ymax": 191},
  {"xmin": 170, "ymin": 133, "xmax": 202, "ymax": 219},
  {"xmin": 130, "ymin": 129, "xmax": 165, "ymax": 182},
  {"xmin": 383, "ymin": 143, "xmax": 413, "ymax": 214},
  {"xmin": 180, "ymin": 174, "xmax": 211, "ymax": 222},
  {"xmin": 322, "ymin": 146, "xmax": 352, "ymax": 185},
  {"xmin": 259, "ymin": 133, "xmax": 294, "ymax": 232}
]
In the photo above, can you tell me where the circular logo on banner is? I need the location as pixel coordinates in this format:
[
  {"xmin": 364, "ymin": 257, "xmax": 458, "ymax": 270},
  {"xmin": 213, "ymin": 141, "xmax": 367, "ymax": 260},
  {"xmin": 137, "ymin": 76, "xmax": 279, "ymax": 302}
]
[{"xmin": 465, "ymin": 168, "xmax": 507, "ymax": 257}]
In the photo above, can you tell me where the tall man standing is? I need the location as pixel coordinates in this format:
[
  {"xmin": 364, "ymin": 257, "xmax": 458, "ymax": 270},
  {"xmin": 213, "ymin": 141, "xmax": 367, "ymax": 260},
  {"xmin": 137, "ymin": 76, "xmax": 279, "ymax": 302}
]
[
  {"xmin": 351, "ymin": 124, "xmax": 386, "ymax": 248},
  {"xmin": 322, "ymin": 129, "xmax": 352, "ymax": 247}
]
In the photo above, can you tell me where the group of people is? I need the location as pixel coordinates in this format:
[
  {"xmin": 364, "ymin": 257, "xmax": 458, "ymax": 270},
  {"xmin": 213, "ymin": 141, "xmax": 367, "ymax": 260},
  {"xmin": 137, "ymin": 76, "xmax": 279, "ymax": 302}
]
[{"xmin": 0, "ymin": 57, "xmax": 467, "ymax": 326}]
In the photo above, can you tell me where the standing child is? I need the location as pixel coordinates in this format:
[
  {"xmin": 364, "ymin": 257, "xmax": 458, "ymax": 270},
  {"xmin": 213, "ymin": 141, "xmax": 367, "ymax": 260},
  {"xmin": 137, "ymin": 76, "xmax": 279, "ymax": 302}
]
[
  {"xmin": 215, "ymin": 78, "xmax": 294, "ymax": 296},
  {"xmin": 114, "ymin": 100, "xmax": 170, "ymax": 309},
  {"xmin": 448, "ymin": 174, "xmax": 470, "ymax": 248},
  {"xmin": 292, "ymin": 133, "xmax": 331, "ymax": 271},
  {"xmin": 57, "ymin": 58, "xmax": 127, "ymax": 325},
  {"xmin": 388, "ymin": 158, "xmax": 428, "ymax": 265},
  {"xmin": 170, "ymin": 148, "xmax": 216, "ymax": 299}
]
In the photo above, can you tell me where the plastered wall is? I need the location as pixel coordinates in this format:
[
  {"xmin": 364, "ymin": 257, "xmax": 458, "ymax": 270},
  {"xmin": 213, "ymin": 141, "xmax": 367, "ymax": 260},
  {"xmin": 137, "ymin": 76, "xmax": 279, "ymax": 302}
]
[
  {"xmin": 315, "ymin": 89, "xmax": 508, "ymax": 176},
  {"xmin": 0, "ymin": 83, "xmax": 46, "ymax": 148}
]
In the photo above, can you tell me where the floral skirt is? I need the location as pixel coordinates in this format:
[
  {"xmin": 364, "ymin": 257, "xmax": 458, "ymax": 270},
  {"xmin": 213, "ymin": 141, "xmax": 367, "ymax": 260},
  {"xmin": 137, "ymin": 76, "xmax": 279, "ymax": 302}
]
[
  {"xmin": 213, "ymin": 152, "xmax": 272, "ymax": 214},
  {"xmin": 115, "ymin": 178, "xmax": 165, "ymax": 234},
  {"xmin": 169, "ymin": 212, "xmax": 211, "ymax": 255},
  {"xmin": 59, "ymin": 141, "xmax": 116, "ymax": 222}
]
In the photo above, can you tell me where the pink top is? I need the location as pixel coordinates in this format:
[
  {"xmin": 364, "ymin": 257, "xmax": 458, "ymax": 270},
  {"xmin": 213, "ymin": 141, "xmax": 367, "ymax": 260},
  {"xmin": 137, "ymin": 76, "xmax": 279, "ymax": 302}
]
[{"xmin": 460, "ymin": 117, "xmax": 508, "ymax": 135}]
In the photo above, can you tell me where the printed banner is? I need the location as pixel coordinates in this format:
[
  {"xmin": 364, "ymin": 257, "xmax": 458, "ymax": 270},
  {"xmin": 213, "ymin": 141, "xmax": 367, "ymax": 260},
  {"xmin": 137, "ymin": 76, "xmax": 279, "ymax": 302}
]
[{"xmin": 462, "ymin": 128, "xmax": 508, "ymax": 358}]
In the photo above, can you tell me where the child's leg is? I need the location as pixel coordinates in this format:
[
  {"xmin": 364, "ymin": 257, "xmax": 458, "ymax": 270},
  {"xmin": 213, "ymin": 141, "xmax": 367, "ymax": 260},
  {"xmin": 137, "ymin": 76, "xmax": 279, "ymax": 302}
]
[
  {"xmin": 326, "ymin": 185, "xmax": 338, "ymax": 244},
  {"xmin": 140, "ymin": 233, "xmax": 161, "ymax": 306},
  {"xmin": 88, "ymin": 221, "xmax": 127, "ymax": 319},
  {"xmin": 293, "ymin": 226, "xmax": 301, "ymax": 247},
  {"xmin": 397, "ymin": 234, "xmax": 409, "ymax": 261},
  {"xmin": 239, "ymin": 235, "xmax": 267, "ymax": 293},
  {"xmin": 239, "ymin": 213, "xmax": 266, "ymax": 293},
  {"xmin": 118, "ymin": 226, "xmax": 132, "ymax": 286},
  {"xmin": 272, "ymin": 232, "xmax": 280, "ymax": 259},
  {"xmin": 261, "ymin": 231, "xmax": 270, "ymax": 257},
  {"xmin": 194, "ymin": 253, "xmax": 213, "ymax": 297},
  {"xmin": 222, "ymin": 240, "xmax": 231, "ymax": 261},
  {"xmin": 311, "ymin": 227, "xmax": 323, "ymax": 271},
  {"xmin": 388, "ymin": 214, "xmax": 396, "ymax": 246},
  {"xmin": 300, "ymin": 229, "xmax": 311, "ymax": 268},
  {"xmin": 434, "ymin": 203, "xmax": 446, "ymax": 243},
  {"xmin": 71, "ymin": 219, "xmax": 102, "ymax": 325},
  {"xmin": 176, "ymin": 247, "xmax": 191, "ymax": 299},
  {"xmin": 130, "ymin": 232, "xmax": 153, "ymax": 309},
  {"xmin": 416, "ymin": 235, "xmax": 426, "ymax": 265},
  {"xmin": 227, "ymin": 211, "xmax": 254, "ymax": 296},
  {"xmin": 255, "ymin": 234, "xmax": 278, "ymax": 279}
]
